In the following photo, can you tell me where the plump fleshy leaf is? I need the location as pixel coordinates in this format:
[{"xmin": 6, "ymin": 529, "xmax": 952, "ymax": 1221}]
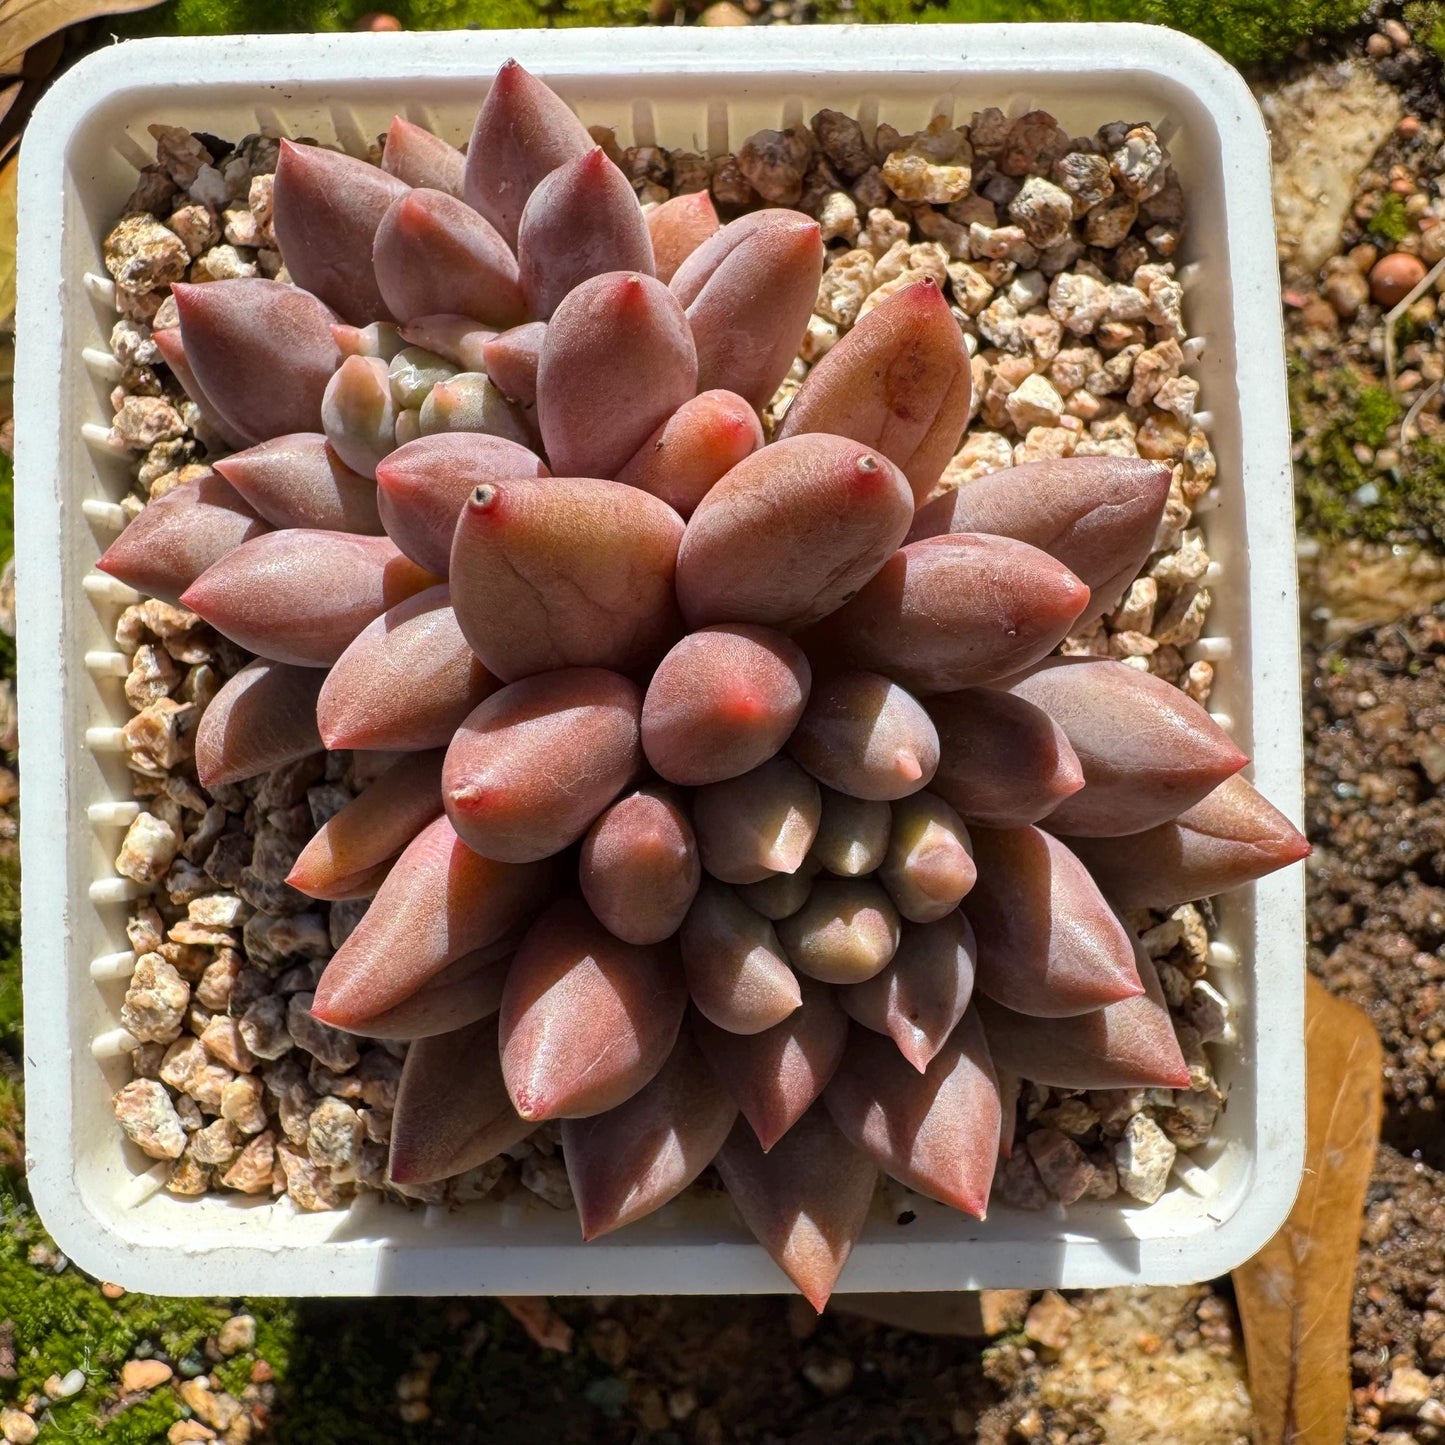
[
  {"xmin": 737, "ymin": 860, "xmax": 820, "ymax": 921},
  {"xmin": 317, "ymin": 586, "xmax": 496, "ymax": 751},
  {"xmin": 482, "ymin": 322, "xmax": 546, "ymax": 405},
  {"xmin": 812, "ymin": 789, "xmax": 892, "ymax": 878},
  {"xmin": 387, "ymin": 1016, "xmax": 531, "ymax": 1185},
  {"xmin": 839, "ymin": 911, "xmax": 976, "ymax": 1071},
  {"xmin": 713, "ymin": 1106, "xmax": 876, "ymax": 1313},
  {"xmin": 1063, "ymin": 773, "xmax": 1311, "ymax": 910},
  {"xmin": 642, "ymin": 624, "xmax": 811, "ymax": 786},
  {"xmin": 928, "ymin": 688, "xmax": 1085, "ymax": 829},
  {"xmin": 150, "ymin": 326, "xmax": 251, "ymax": 451},
  {"xmin": 825, "ymin": 1007, "xmax": 999, "ymax": 1217},
  {"xmin": 213, "ymin": 433, "xmax": 383, "ymax": 535},
  {"xmin": 321, "ymin": 354, "xmax": 396, "ymax": 480},
  {"xmin": 288, "ymin": 750, "xmax": 446, "ymax": 900},
  {"xmin": 694, "ymin": 978, "xmax": 849, "ymax": 1151},
  {"xmin": 517, "ymin": 148, "xmax": 654, "ymax": 319},
  {"xmin": 976, "ymin": 945, "xmax": 1191, "ymax": 1090},
  {"xmin": 382, "ymin": 115, "xmax": 466, "ymax": 197},
  {"xmin": 331, "ymin": 321, "xmax": 406, "ymax": 361},
  {"xmin": 908, "ymin": 455, "xmax": 1173, "ymax": 625},
  {"xmin": 537, "ymin": 270, "xmax": 697, "ymax": 480},
  {"xmin": 193, "ymin": 659, "xmax": 323, "ymax": 788},
  {"xmin": 375, "ymin": 432, "xmax": 549, "ymax": 577},
  {"xmin": 579, "ymin": 787, "xmax": 701, "ymax": 945},
  {"xmin": 311, "ymin": 815, "xmax": 556, "ymax": 1028},
  {"xmin": 680, "ymin": 879, "xmax": 802, "ymax": 1035},
  {"xmin": 374, "ymin": 186, "xmax": 527, "ymax": 329},
  {"xmin": 676, "ymin": 435, "xmax": 913, "ymax": 632},
  {"xmin": 450, "ymin": 475, "xmax": 683, "ymax": 681},
  {"xmin": 562, "ymin": 1030, "xmax": 737, "ymax": 1239},
  {"xmin": 499, "ymin": 897, "xmax": 686, "ymax": 1120},
  {"xmin": 443, "ymin": 668, "xmax": 643, "ymax": 863},
  {"xmin": 96, "ymin": 468, "xmax": 267, "ymax": 606},
  {"xmin": 172, "ymin": 279, "xmax": 340, "ymax": 445},
  {"xmin": 878, "ymin": 791, "xmax": 976, "ymax": 923},
  {"xmin": 963, "ymin": 825, "xmax": 1143, "ymax": 1017},
  {"xmin": 693, "ymin": 756, "xmax": 821, "ymax": 885},
  {"xmin": 671, "ymin": 210, "xmax": 824, "ymax": 410},
  {"xmin": 802, "ymin": 534, "xmax": 1089, "ymax": 694},
  {"xmin": 464, "ymin": 58, "xmax": 594, "ymax": 248},
  {"xmin": 418, "ymin": 372, "xmax": 539, "ymax": 449},
  {"xmin": 273, "ymin": 139, "xmax": 409, "ymax": 325},
  {"xmin": 338, "ymin": 938, "xmax": 516, "ymax": 1040},
  {"xmin": 777, "ymin": 877, "xmax": 901, "ymax": 984},
  {"xmin": 398, "ymin": 314, "xmax": 494, "ymax": 372},
  {"xmin": 787, "ymin": 671, "xmax": 939, "ymax": 802},
  {"xmin": 646, "ymin": 190, "xmax": 720, "ymax": 285},
  {"xmin": 779, "ymin": 279, "xmax": 971, "ymax": 504},
  {"xmin": 614, "ymin": 389, "xmax": 763, "ymax": 519},
  {"xmin": 1007, "ymin": 658, "xmax": 1249, "ymax": 836},
  {"xmin": 181, "ymin": 530, "xmax": 438, "ymax": 667}
]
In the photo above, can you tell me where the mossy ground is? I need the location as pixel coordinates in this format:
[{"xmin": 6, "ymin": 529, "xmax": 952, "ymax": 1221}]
[
  {"xmin": 119, "ymin": 0, "xmax": 1369, "ymax": 67},
  {"xmin": 1292, "ymin": 358, "xmax": 1445, "ymax": 546}
]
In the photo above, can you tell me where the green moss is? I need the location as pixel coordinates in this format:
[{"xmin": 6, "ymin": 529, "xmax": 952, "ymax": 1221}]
[
  {"xmin": 1405, "ymin": 1, "xmax": 1445, "ymax": 60},
  {"xmin": 1367, "ymin": 192, "xmax": 1412, "ymax": 244},
  {"xmin": 1292, "ymin": 360, "xmax": 1445, "ymax": 545},
  {"xmin": 822, "ymin": 0, "xmax": 1370, "ymax": 67},
  {"xmin": 100, "ymin": 1390, "xmax": 184, "ymax": 1444}
]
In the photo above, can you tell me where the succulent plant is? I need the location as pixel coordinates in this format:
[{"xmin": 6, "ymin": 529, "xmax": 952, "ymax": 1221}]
[{"xmin": 97, "ymin": 59, "xmax": 1309, "ymax": 1312}]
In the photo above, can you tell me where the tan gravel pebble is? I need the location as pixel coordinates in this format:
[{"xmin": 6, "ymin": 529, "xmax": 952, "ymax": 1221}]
[{"xmin": 122, "ymin": 1358, "xmax": 175, "ymax": 1392}]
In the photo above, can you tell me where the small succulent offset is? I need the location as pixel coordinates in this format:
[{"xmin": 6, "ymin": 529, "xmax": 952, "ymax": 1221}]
[{"xmin": 98, "ymin": 60, "xmax": 1309, "ymax": 1310}]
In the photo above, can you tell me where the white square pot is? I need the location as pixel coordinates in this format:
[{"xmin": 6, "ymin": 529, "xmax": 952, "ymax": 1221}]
[{"xmin": 15, "ymin": 22, "xmax": 1304, "ymax": 1297}]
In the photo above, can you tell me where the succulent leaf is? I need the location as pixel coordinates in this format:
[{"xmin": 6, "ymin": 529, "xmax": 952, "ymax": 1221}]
[
  {"xmin": 317, "ymin": 588, "xmax": 495, "ymax": 751},
  {"xmin": 381, "ymin": 115, "xmax": 466, "ymax": 197},
  {"xmin": 646, "ymin": 190, "xmax": 720, "ymax": 285},
  {"xmin": 878, "ymin": 791, "xmax": 977, "ymax": 923},
  {"xmin": 963, "ymin": 825, "xmax": 1144, "ymax": 1017},
  {"xmin": 812, "ymin": 789, "xmax": 892, "ymax": 878},
  {"xmin": 374, "ymin": 187, "xmax": 527, "ymax": 329},
  {"xmin": 374, "ymin": 432, "xmax": 550, "ymax": 577},
  {"xmin": 397, "ymin": 314, "xmax": 495, "ymax": 372},
  {"xmin": 692, "ymin": 756, "xmax": 822, "ymax": 885},
  {"xmin": 802, "ymin": 534, "xmax": 1090, "ymax": 694},
  {"xmin": 778, "ymin": 279, "xmax": 972, "ymax": 504},
  {"xmin": 387, "ymin": 1016, "xmax": 531, "ymax": 1185},
  {"xmin": 172, "ymin": 279, "xmax": 341, "ymax": 444},
  {"xmin": 579, "ymin": 787, "xmax": 701, "ymax": 946},
  {"xmin": 676, "ymin": 435, "xmax": 913, "ymax": 632},
  {"xmin": 499, "ymin": 897, "xmax": 687, "ymax": 1121},
  {"xmin": 193, "ymin": 659, "xmax": 324, "ymax": 789},
  {"xmin": 713, "ymin": 1106, "xmax": 876, "ymax": 1314},
  {"xmin": 338, "ymin": 938, "xmax": 516, "ymax": 1041},
  {"xmin": 1063, "ymin": 773, "xmax": 1311, "ymax": 910},
  {"xmin": 787, "ymin": 671, "xmax": 940, "ymax": 802},
  {"xmin": 776, "ymin": 877, "xmax": 902, "ymax": 984},
  {"xmin": 464, "ymin": 58, "xmax": 594, "ymax": 249},
  {"xmin": 273, "ymin": 139, "xmax": 410, "ymax": 325},
  {"xmin": 671, "ymin": 210, "xmax": 824, "ymax": 410},
  {"xmin": 482, "ymin": 322, "xmax": 546, "ymax": 406},
  {"xmin": 1006, "ymin": 658, "xmax": 1249, "ymax": 836},
  {"xmin": 150, "ymin": 326, "xmax": 252, "ymax": 451},
  {"xmin": 213, "ymin": 433, "xmax": 383, "ymax": 535},
  {"xmin": 96, "ymin": 468, "xmax": 268, "ymax": 607},
  {"xmin": 450, "ymin": 475, "xmax": 683, "ymax": 681},
  {"xmin": 838, "ymin": 910, "xmax": 976, "ymax": 1072},
  {"xmin": 679, "ymin": 879, "xmax": 803, "ymax": 1035},
  {"xmin": 824, "ymin": 1007, "xmax": 999, "ymax": 1217},
  {"xmin": 311, "ymin": 815, "xmax": 556, "ymax": 1028},
  {"xmin": 181, "ymin": 530, "xmax": 439, "ymax": 668},
  {"xmin": 641, "ymin": 624, "xmax": 811, "ymax": 786},
  {"xmin": 443, "ymin": 668, "xmax": 643, "ymax": 864},
  {"xmin": 909, "ymin": 456, "xmax": 1173, "ymax": 626},
  {"xmin": 321, "ymin": 354, "xmax": 397, "ymax": 480},
  {"xmin": 928, "ymin": 688, "xmax": 1085, "ymax": 829},
  {"xmin": 537, "ymin": 270, "xmax": 697, "ymax": 480},
  {"xmin": 562, "ymin": 1030, "xmax": 737, "ymax": 1239},
  {"xmin": 614, "ymin": 389, "xmax": 763, "ymax": 520}
]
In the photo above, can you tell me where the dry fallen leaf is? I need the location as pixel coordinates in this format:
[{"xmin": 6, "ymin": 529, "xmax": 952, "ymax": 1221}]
[
  {"xmin": 0, "ymin": 0, "xmax": 164, "ymax": 69},
  {"xmin": 1233, "ymin": 976, "xmax": 1382, "ymax": 1445},
  {"xmin": 498, "ymin": 1295, "xmax": 575, "ymax": 1353},
  {"xmin": 0, "ymin": 155, "xmax": 15, "ymax": 325}
]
